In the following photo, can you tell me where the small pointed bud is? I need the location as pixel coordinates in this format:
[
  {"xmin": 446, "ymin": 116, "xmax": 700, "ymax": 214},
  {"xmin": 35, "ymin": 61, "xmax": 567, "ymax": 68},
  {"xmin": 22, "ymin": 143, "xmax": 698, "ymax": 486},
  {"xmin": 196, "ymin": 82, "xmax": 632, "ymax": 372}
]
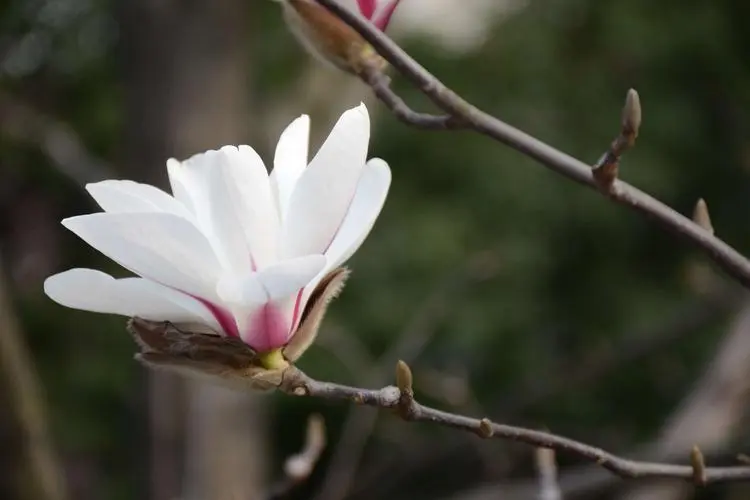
[
  {"xmin": 395, "ymin": 360, "xmax": 413, "ymax": 394},
  {"xmin": 278, "ymin": 0, "xmax": 387, "ymax": 75},
  {"xmin": 692, "ymin": 198, "xmax": 714, "ymax": 234},
  {"xmin": 621, "ymin": 89, "xmax": 642, "ymax": 140},
  {"xmin": 284, "ymin": 267, "xmax": 350, "ymax": 362},
  {"xmin": 477, "ymin": 418, "xmax": 494, "ymax": 438},
  {"xmin": 691, "ymin": 445, "xmax": 707, "ymax": 486}
]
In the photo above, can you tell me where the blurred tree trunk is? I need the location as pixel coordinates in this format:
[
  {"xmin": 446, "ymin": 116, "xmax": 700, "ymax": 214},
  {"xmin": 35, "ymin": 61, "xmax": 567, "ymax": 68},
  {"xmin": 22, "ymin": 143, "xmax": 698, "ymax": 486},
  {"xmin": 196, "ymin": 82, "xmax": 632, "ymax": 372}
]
[{"xmin": 118, "ymin": 1, "xmax": 267, "ymax": 499}]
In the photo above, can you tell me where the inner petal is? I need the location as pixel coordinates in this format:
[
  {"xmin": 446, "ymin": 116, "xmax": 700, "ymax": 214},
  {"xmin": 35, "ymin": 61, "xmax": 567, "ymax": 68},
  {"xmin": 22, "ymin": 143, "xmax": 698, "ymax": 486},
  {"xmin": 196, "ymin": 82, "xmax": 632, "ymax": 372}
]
[{"xmin": 245, "ymin": 303, "xmax": 290, "ymax": 352}]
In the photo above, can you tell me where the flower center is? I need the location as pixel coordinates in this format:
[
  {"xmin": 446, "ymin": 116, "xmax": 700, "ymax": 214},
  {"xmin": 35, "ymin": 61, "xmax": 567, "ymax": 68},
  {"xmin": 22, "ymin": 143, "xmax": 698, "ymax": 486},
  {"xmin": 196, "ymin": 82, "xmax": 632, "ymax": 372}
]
[{"xmin": 257, "ymin": 348, "xmax": 289, "ymax": 370}]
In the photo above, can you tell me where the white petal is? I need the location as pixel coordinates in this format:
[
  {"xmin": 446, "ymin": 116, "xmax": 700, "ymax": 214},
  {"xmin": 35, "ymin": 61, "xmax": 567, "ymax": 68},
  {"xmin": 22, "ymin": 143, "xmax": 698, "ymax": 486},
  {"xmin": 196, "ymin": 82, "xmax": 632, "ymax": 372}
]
[
  {"xmin": 216, "ymin": 255, "xmax": 326, "ymax": 307},
  {"xmin": 210, "ymin": 146, "xmax": 279, "ymax": 270},
  {"xmin": 271, "ymin": 115, "xmax": 310, "ymax": 220},
  {"xmin": 167, "ymin": 158, "xmax": 196, "ymax": 213},
  {"xmin": 165, "ymin": 152, "xmax": 215, "ymax": 234},
  {"xmin": 216, "ymin": 272, "xmax": 267, "ymax": 308},
  {"xmin": 62, "ymin": 212, "xmax": 222, "ymax": 301},
  {"xmin": 257, "ymin": 254, "xmax": 327, "ymax": 300},
  {"xmin": 282, "ymin": 104, "xmax": 371, "ymax": 258},
  {"xmin": 324, "ymin": 158, "xmax": 391, "ymax": 269},
  {"xmin": 86, "ymin": 180, "xmax": 192, "ymax": 219},
  {"xmin": 44, "ymin": 268, "xmax": 220, "ymax": 329},
  {"xmin": 201, "ymin": 148, "xmax": 254, "ymax": 272}
]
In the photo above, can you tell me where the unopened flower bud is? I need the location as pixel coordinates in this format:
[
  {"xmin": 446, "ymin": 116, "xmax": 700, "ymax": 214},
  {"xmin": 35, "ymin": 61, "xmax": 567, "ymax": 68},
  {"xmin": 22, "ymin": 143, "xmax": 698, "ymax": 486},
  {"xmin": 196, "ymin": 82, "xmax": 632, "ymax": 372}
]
[{"xmin": 278, "ymin": 0, "xmax": 388, "ymax": 75}]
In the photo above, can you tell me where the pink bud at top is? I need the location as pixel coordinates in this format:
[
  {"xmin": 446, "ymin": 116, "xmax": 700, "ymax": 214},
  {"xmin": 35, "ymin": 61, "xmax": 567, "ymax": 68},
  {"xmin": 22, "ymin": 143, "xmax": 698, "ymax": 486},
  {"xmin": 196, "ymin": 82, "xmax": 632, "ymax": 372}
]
[{"xmin": 356, "ymin": 0, "xmax": 402, "ymax": 31}]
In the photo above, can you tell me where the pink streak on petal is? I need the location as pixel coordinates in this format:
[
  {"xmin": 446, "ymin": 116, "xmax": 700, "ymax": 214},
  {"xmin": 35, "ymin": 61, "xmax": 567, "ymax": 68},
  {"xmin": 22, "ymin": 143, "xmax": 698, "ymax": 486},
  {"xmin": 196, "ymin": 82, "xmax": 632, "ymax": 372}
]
[
  {"xmin": 374, "ymin": 0, "xmax": 401, "ymax": 30},
  {"xmin": 194, "ymin": 297, "xmax": 240, "ymax": 337},
  {"xmin": 246, "ymin": 304, "xmax": 290, "ymax": 352},
  {"xmin": 357, "ymin": 0, "xmax": 376, "ymax": 18}
]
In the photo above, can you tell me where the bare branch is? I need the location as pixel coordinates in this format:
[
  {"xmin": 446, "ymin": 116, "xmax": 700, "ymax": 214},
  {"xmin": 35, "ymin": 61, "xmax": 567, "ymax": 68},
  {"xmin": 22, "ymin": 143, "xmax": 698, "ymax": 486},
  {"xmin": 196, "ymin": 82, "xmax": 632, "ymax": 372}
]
[
  {"xmin": 278, "ymin": 363, "xmax": 750, "ymax": 485},
  {"xmin": 313, "ymin": 0, "xmax": 750, "ymax": 289},
  {"xmin": 358, "ymin": 66, "xmax": 460, "ymax": 130}
]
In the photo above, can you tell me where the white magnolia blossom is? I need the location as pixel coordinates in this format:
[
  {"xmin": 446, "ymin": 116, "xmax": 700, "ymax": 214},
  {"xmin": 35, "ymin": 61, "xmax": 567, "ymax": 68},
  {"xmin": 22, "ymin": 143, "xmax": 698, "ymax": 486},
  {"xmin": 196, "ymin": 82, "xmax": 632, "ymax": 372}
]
[{"xmin": 45, "ymin": 103, "xmax": 391, "ymax": 356}]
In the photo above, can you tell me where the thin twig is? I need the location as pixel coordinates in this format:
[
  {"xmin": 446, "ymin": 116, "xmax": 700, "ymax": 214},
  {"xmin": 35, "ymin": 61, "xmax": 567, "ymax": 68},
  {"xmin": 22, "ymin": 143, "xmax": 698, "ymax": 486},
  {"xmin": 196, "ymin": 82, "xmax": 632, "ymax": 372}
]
[
  {"xmin": 358, "ymin": 65, "xmax": 460, "ymax": 130},
  {"xmin": 279, "ymin": 364, "xmax": 750, "ymax": 485},
  {"xmin": 314, "ymin": 0, "xmax": 750, "ymax": 289},
  {"xmin": 536, "ymin": 448, "xmax": 562, "ymax": 500},
  {"xmin": 267, "ymin": 414, "xmax": 327, "ymax": 499},
  {"xmin": 0, "ymin": 264, "xmax": 68, "ymax": 500}
]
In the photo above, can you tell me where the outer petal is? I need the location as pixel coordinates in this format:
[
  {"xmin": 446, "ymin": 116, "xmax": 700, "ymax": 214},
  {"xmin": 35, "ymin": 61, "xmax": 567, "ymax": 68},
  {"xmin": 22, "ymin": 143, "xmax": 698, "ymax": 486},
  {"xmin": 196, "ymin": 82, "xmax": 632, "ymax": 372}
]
[
  {"xmin": 167, "ymin": 158, "xmax": 198, "ymax": 213},
  {"xmin": 373, "ymin": 0, "xmax": 401, "ymax": 30},
  {"xmin": 216, "ymin": 255, "xmax": 326, "ymax": 350},
  {"xmin": 44, "ymin": 268, "xmax": 221, "ymax": 330},
  {"xmin": 165, "ymin": 153, "xmax": 215, "ymax": 234},
  {"xmin": 86, "ymin": 180, "xmax": 192, "ymax": 219},
  {"xmin": 324, "ymin": 158, "xmax": 391, "ymax": 270},
  {"xmin": 62, "ymin": 212, "xmax": 222, "ymax": 301},
  {"xmin": 282, "ymin": 104, "xmax": 370, "ymax": 258},
  {"xmin": 270, "ymin": 115, "xmax": 310, "ymax": 220}
]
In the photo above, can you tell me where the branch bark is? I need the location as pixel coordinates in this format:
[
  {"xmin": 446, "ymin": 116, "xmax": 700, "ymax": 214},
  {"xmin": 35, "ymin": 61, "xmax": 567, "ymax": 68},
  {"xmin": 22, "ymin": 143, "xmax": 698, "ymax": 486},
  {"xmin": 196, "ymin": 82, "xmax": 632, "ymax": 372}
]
[
  {"xmin": 277, "ymin": 364, "xmax": 750, "ymax": 485},
  {"xmin": 313, "ymin": 0, "xmax": 750, "ymax": 290}
]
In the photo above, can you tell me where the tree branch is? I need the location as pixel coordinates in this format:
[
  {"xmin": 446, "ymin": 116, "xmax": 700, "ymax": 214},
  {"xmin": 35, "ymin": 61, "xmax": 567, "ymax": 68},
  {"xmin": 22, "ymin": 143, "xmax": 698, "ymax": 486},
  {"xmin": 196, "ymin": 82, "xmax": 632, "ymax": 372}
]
[
  {"xmin": 313, "ymin": 0, "xmax": 750, "ymax": 289},
  {"xmin": 278, "ymin": 363, "xmax": 750, "ymax": 485}
]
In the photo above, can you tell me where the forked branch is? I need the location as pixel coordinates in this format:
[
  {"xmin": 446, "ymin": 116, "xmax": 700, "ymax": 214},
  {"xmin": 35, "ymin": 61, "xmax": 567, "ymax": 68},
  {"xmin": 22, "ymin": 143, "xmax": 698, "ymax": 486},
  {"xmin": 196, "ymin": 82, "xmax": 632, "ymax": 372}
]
[{"xmin": 313, "ymin": 0, "xmax": 750, "ymax": 289}]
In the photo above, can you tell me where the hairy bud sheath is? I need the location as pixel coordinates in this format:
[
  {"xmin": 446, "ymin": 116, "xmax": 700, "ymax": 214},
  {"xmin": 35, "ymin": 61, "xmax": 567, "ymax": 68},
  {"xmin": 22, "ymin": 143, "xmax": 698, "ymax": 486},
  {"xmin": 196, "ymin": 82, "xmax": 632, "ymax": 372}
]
[{"xmin": 279, "ymin": 0, "xmax": 388, "ymax": 75}]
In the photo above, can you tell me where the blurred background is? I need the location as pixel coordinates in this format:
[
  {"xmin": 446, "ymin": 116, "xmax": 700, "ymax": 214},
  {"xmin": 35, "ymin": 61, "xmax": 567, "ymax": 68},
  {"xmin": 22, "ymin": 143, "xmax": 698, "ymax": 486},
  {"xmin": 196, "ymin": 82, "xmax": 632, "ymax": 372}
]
[{"xmin": 2, "ymin": 0, "xmax": 750, "ymax": 499}]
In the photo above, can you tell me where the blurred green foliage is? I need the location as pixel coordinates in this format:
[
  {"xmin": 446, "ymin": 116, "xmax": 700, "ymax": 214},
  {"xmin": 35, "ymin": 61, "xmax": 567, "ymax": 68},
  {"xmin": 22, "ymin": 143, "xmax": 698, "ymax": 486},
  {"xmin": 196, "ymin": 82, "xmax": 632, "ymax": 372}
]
[{"xmin": 2, "ymin": 0, "xmax": 750, "ymax": 498}]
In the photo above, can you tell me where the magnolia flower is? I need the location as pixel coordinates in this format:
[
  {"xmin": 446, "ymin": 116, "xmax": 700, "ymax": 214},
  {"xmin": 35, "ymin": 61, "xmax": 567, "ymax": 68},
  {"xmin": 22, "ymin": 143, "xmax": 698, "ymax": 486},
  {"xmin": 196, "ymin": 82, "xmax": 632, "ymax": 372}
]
[
  {"xmin": 45, "ymin": 103, "xmax": 391, "ymax": 367},
  {"xmin": 276, "ymin": 0, "xmax": 403, "ymax": 74}
]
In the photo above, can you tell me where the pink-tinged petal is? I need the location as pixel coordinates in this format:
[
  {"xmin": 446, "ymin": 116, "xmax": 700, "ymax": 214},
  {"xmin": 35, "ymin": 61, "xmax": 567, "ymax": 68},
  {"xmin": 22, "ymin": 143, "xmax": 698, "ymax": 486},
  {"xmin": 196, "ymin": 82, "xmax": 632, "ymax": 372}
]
[
  {"xmin": 194, "ymin": 298, "xmax": 240, "ymax": 337},
  {"xmin": 216, "ymin": 255, "xmax": 326, "ymax": 348},
  {"xmin": 271, "ymin": 115, "xmax": 310, "ymax": 220},
  {"xmin": 373, "ymin": 0, "xmax": 401, "ymax": 30},
  {"xmin": 282, "ymin": 104, "xmax": 370, "ymax": 258},
  {"xmin": 245, "ymin": 303, "xmax": 290, "ymax": 351},
  {"xmin": 357, "ymin": 0, "xmax": 376, "ymax": 19},
  {"xmin": 85, "ymin": 180, "xmax": 192, "ymax": 219},
  {"xmin": 62, "ymin": 212, "xmax": 222, "ymax": 302},
  {"xmin": 44, "ymin": 268, "xmax": 220, "ymax": 330}
]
